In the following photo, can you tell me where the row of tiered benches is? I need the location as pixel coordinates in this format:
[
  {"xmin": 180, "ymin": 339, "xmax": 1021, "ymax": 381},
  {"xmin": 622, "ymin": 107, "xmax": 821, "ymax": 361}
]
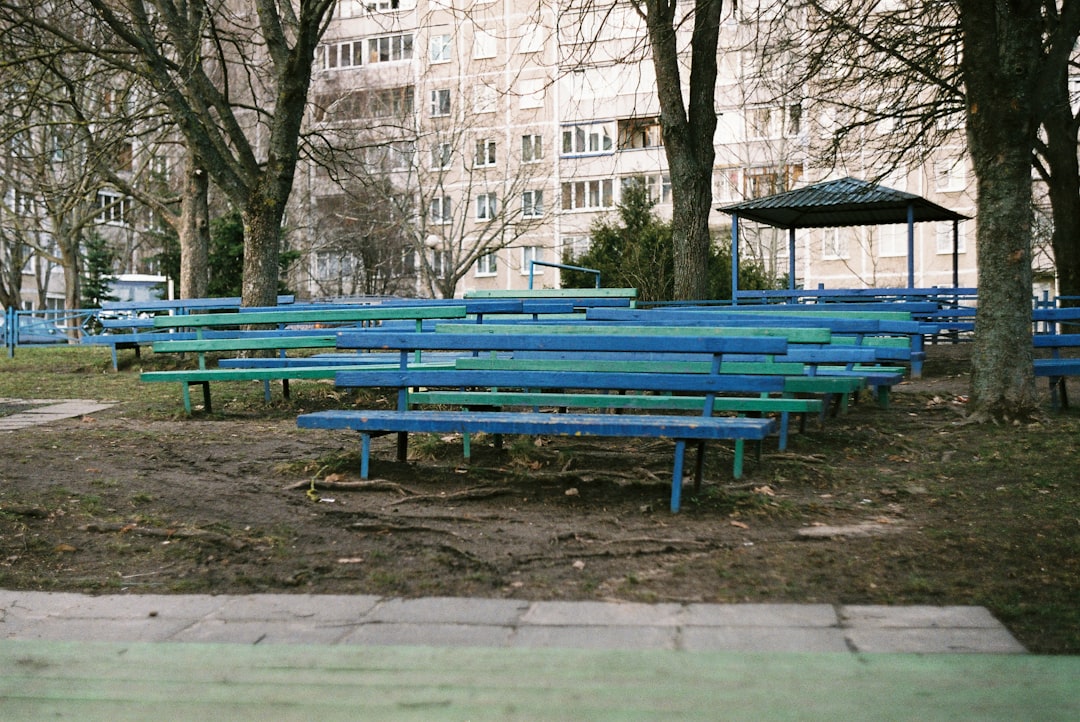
[
  {"xmin": 296, "ymin": 329, "xmax": 790, "ymax": 513},
  {"xmin": 138, "ymin": 290, "xmax": 642, "ymax": 413},
  {"xmin": 294, "ymin": 303, "xmax": 931, "ymax": 511}
]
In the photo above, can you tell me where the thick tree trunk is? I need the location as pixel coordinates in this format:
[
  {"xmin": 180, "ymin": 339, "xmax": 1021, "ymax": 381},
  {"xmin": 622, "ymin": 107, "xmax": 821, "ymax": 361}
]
[
  {"xmin": 644, "ymin": 0, "xmax": 722, "ymax": 301},
  {"xmin": 179, "ymin": 159, "xmax": 209, "ymax": 299},
  {"xmin": 1042, "ymin": 99, "xmax": 1080, "ymax": 303},
  {"xmin": 241, "ymin": 194, "xmax": 284, "ymax": 309},
  {"xmin": 959, "ymin": 1, "xmax": 1041, "ymax": 419}
]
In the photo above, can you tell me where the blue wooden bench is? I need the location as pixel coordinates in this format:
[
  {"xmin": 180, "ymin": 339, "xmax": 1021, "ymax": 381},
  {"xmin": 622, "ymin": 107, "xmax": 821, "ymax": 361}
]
[
  {"xmin": 297, "ymin": 330, "xmax": 789, "ymax": 512},
  {"xmin": 87, "ymin": 295, "xmax": 296, "ymax": 369},
  {"xmin": 1033, "ymin": 332, "xmax": 1080, "ymax": 409},
  {"xmin": 140, "ymin": 305, "xmax": 468, "ymax": 413}
]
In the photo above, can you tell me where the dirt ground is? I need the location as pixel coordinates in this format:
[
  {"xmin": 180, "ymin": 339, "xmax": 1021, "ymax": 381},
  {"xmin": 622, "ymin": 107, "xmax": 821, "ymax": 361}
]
[{"xmin": 1, "ymin": 343, "xmax": 1078, "ymax": 653}]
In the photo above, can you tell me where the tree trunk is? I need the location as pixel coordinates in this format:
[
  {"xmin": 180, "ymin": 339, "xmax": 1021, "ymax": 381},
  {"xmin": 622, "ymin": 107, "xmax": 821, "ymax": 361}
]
[
  {"xmin": 1041, "ymin": 77, "xmax": 1080, "ymax": 303},
  {"xmin": 959, "ymin": 1, "xmax": 1041, "ymax": 419},
  {"xmin": 179, "ymin": 157, "xmax": 210, "ymax": 299},
  {"xmin": 644, "ymin": 0, "xmax": 723, "ymax": 301},
  {"xmin": 241, "ymin": 194, "xmax": 284, "ymax": 309}
]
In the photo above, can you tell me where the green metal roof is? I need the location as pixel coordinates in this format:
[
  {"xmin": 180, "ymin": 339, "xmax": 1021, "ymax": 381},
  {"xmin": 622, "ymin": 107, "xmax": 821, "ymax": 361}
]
[{"xmin": 718, "ymin": 176, "xmax": 969, "ymax": 230}]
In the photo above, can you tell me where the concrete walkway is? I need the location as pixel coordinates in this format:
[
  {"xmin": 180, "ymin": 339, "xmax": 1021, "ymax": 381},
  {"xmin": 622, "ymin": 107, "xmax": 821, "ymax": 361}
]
[
  {"xmin": 0, "ymin": 591, "xmax": 1028, "ymax": 653},
  {"xmin": 0, "ymin": 399, "xmax": 115, "ymax": 430},
  {"xmin": 3, "ymin": 592, "xmax": 1078, "ymax": 720}
]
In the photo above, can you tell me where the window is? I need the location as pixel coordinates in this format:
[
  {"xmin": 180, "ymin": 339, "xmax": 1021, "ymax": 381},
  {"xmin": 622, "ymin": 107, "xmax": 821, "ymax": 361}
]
[
  {"xmin": 476, "ymin": 252, "xmax": 498, "ymax": 276},
  {"xmin": 561, "ymin": 179, "xmax": 614, "ymax": 210},
  {"xmin": 522, "ymin": 134, "xmax": 543, "ymax": 162},
  {"xmin": 561, "ymin": 122, "xmax": 614, "ymax": 155},
  {"xmin": 937, "ymin": 222, "xmax": 966, "ymax": 254},
  {"xmin": 430, "ymin": 195, "xmax": 452, "ymax": 223},
  {"xmin": 365, "ymin": 0, "xmax": 410, "ymax": 11},
  {"xmin": 431, "ymin": 142, "xmax": 452, "ymax": 169},
  {"xmin": 617, "ymin": 117, "xmax": 663, "ymax": 150},
  {"xmin": 744, "ymin": 165, "xmax": 802, "ymax": 198},
  {"xmin": 475, "ymin": 138, "xmax": 497, "ymax": 167},
  {"xmin": 622, "ymin": 174, "xmax": 671, "ymax": 204},
  {"xmin": 431, "ymin": 249, "xmax": 448, "ymax": 279},
  {"xmin": 116, "ymin": 142, "xmax": 133, "ymax": 172},
  {"xmin": 879, "ymin": 225, "xmax": 906, "ymax": 258},
  {"xmin": 430, "ymin": 33, "xmax": 452, "ymax": 63},
  {"xmin": 369, "ymin": 33, "xmax": 413, "ymax": 63},
  {"xmin": 935, "ymin": 158, "xmax": 966, "ymax": 192},
  {"xmin": 560, "ymin": 235, "xmax": 590, "ymax": 258},
  {"xmin": 521, "ymin": 245, "xmax": 543, "ymax": 274},
  {"xmin": 96, "ymin": 191, "xmax": 131, "ymax": 225},
  {"xmin": 473, "ymin": 84, "xmax": 497, "ymax": 114},
  {"xmin": 476, "ymin": 192, "xmax": 498, "ymax": 220},
  {"xmin": 366, "ymin": 141, "xmax": 415, "ymax": 170},
  {"xmin": 518, "ymin": 78, "xmax": 544, "ymax": 109},
  {"xmin": 473, "ymin": 29, "xmax": 497, "ymax": 59},
  {"xmin": 516, "ymin": 23, "xmax": 544, "ymax": 54},
  {"xmin": 430, "ymin": 89, "xmax": 451, "ymax": 116},
  {"xmin": 713, "ymin": 168, "xmax": 741, "ymax": 203},
  {"xmin": 319, "ymin": 40, "xmax": 364, "ymax": 70},
  {"xmin": 822, "ymin": 229, "xmax": 848, "ymax": 260},
  {"xmin": 319, "ymin": 86, "xmax": 415, "ymax": 121},
  {"xmin": 522, "ymin": 190, "xmax": 544, "ymax": 218}
]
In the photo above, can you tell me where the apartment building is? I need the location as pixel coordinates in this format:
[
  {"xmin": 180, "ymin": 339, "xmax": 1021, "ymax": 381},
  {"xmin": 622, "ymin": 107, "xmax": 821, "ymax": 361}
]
[{"xmin": 292, "ymin": 0, "xmax": 983, "ymax": 299}]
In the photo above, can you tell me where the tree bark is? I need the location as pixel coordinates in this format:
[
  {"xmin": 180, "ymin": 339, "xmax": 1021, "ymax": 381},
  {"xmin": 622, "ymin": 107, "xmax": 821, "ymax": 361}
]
[
  {"xmin": 643, "ymin": 0, "xmax": 723, "ymax": 301},
  {"xmin": 959, "ymin": 1, "xmax": 1041, "ymax": 418},
  {"xmin": 179, "ymin": 157, "xmax": 209, "ymax": 299}
]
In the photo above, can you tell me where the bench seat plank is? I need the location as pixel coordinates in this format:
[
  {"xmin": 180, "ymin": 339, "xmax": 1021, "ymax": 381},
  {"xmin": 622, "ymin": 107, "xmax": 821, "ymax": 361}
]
[{"xmin": 297, "ymin": 410, "xmax": 775, "ymax": 512}]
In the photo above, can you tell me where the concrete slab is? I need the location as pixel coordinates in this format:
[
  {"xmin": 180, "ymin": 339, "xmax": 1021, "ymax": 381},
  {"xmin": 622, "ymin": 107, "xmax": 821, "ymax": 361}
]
[
  {"xmin": 520, "ymin": 599, "xmax": 684, "ymax": 626},
  {"xmin": 511, "ymin": 623, "xmax": 677, "ymax": 650},
  {"xmin": 8, "ymin": 616, "xmax": 194, "ymax": 643},
  {"xmin": 681, "ymin": 626, "xmax": 853, "ymax": 653},
  {"xmin": 681, "ymin": 603, "xmax": 839, "ymax": 628},
  {"xmin": 846, "ymin": 627, "xmax": 1028, "ymax": 654},
  {"xmin": 840, "ymin": 604, "xmax": 1004, "ymax": 629},
  {"xmin": 341, "ymin": 622, "xmax": 516, "ymax": 647},
  {"xmin": 209, "ymin": 593, "xmax": 381, "ymax": 622},
  {"xmin": 172, "ymin": 619, "xmax": 352, "ymax": 645},
  {"xmin": 364, "ymin": 596, "xmax": 528, "ymax": 625}
]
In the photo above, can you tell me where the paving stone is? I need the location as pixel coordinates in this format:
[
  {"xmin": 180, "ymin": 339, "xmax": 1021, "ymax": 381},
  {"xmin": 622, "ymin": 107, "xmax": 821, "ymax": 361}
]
[
  {"xmin": 59, "ymin": 593, "xmax": 225, "ymax": 620},
  {"xmin": 340, "ymin": 622, "xmax": 515, "ymax": 648},
  {"xmin": 840, "ymin": 605, "xmax": 1003, "ymax": 629},
  {"xmin": 681, "ymin": 626, "xmax": 852, "ymax": 653},
  {"xmin": 511, "ymin": 624, "xmax": 677, "ymax": 650},
  {"xmin": 171, "ymin": 619, "xmax": 352, "ymax": 645},
  {"xmin": 364, "ymin": 596, "xmax": 529, "ymax": 626},
  {"xmin": 211, "ymin": 593, "xmax": 381, "ymax": 622},
  {"xmin": 846, "ymin": 627, "xmax": 1028, "ymax": 654},
  {"xmin": 681, "ymin": 603, "xmax": 839, "ymax": 628},
  {"xmin": 520, "ymin": 600, "xmax": 683, "ymax": 627},
  {"xmin": 9, "ymin": 616, "xmax": 193, "ymax": 643}
]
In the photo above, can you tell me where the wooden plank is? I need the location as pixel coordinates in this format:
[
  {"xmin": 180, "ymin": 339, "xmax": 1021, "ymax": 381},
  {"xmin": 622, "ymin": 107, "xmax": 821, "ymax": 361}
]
[
  {"xmin": 140, "ymin": 362, "xmax": 457, "ymax": 384},
  {"xmin": 4, "ymin": 640, "xmax": 1070, "ymax": 721},
  {"xmin": 331, "ymin": 369, "xmax": 786, "ymax": 395},
  {"xmin": 334, "ymin": 331, "xmax": 790, "ymax": 356},
  {"xmin": 434, "ymin": 323, "xmax": 832, "ymax": 344},
  {"xmin": 407, "ymin": 390, "xmax": 823, "ymax": 414},
  {"xmin": 151, "ymin": 336, "xmax": 337, "ymax": 353},
  {"xmin": 465, "ymin": 287, "xmax": 638, "ymax": 299},
  {"xmin": 152, "ymin": 305, "xmax": 468, "ymax": 329},
  {"xmin": 454, "ymin": 357, "xmax": 808, "ymax": 376}
]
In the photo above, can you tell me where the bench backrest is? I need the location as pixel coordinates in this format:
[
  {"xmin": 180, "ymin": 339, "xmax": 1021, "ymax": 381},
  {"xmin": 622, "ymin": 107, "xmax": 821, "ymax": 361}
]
[
  {"xmin": 464, "ymin": 288, "xmax": 638, "ymax": 300},
  {"xmin": 432, "ymin": 322, "xmax": 831, "ymax": 345},
  {"xmin": 152, "ymin": 305, "xmax": 468, "ymax": 330}
]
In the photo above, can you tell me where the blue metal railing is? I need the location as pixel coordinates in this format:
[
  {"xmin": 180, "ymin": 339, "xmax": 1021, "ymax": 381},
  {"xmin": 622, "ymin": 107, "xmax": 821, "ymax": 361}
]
[{"xmin": 528, "ymin": 260, "xmax": 601, "ymax": 289}]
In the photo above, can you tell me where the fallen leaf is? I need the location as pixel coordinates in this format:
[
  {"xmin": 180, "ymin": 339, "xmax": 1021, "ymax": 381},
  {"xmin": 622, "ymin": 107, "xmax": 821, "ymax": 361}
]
[
  {"xmin": 730, "ymin": 520, "xmax": 749, "ymax": 529},
  {"xmin": 572, "ymin": 560, "xmax": 586, "ymax": 570},
  {"xmin": 336, "ymin": 557, "xmax": 364, "ymax": 564},
  {"xmin": 564, "ymin": 488, "xmax": 579, "ymax": 497},
  {"xmin": 324, "ymin": 473, "xmax": 345, "ymax": 483},
  {"xmin": 54, "ymin": 543, "xmax": 77, "ymax": 553}
]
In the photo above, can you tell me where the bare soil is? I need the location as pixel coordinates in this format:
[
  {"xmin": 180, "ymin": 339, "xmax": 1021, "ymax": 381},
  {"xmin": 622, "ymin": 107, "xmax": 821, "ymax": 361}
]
[{"xmin": 1, "ymin": 344, "xmax": 1078, "ymax": 653}]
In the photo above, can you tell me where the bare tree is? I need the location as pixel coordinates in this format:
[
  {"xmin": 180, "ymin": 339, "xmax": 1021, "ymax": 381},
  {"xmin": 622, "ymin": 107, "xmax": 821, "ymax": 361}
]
[
  {"xmin": 636, "ymin": 0, "xmax": 725, "ymax": 300},
  {"xmin": 3, "ymin": 0, "xmax": 336, "ymax": 307}
]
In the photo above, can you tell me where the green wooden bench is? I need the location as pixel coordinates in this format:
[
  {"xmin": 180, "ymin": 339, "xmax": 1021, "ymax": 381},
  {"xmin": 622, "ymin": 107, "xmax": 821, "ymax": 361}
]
[
  {"xmin": 300, "ymin": 330, "xmax": 792, "ymax": 512},
  {"xmin": 141, "ymin": 305, "xmax": 468, "ymax": 413}
]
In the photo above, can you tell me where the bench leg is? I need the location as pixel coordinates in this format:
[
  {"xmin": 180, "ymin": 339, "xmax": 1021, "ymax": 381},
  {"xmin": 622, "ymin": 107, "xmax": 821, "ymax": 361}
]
[
  {"xmin": 693, "ymin": 441, "xmax": 706, "ymax": 495},
  {"xmin": 180, "ymin": 383, "xmax": 193, "ymax": 414},
  {"xmin": 670, "ymin": 440, "xmax": 686, "ymax": 513},
  {"xmin": 778, "ymin": 411, "xmax": 789, "ymax": 450},
  {"xmin": 360, "ymin": 434, "xmax": 371, "ymax": 479},
  {"xmin": 463, "ymin": 432, "xmax": 471, "ymax": 460},
  {"xmin": 201, "ymin": 382, "xmax": 212, "ymax": 414},
  {"xmin": 396, "ymin": 432, "xmax": 408, "ymax": 462},
  {"xmin": 262, "ymin": 380, "xmax": 272, "ymax": 402},
  {"xmin": 732, "ymin": 439, "xmax": 745, "ymax": 479},
  {"xmin": 282, "ymin": 378, "xmax": 290, "ymax": 400}
]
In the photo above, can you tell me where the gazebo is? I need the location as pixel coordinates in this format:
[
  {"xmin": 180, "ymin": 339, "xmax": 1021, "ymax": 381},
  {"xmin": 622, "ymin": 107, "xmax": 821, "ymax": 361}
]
[{"xmin": 718, "ymin": 176, "xmax": 970, "ymax": 303}]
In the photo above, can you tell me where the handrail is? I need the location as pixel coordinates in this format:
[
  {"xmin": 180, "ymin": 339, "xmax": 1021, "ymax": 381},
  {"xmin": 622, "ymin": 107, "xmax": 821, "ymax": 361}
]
[{"xmin": 528, "ymin": 260, "xmax": 600, "ymax": 289}]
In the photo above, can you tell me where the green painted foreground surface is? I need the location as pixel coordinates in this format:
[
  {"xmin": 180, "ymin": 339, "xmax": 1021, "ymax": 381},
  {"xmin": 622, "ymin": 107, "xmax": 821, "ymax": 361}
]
[{"xmin": 1, "ymin": 641, "xmax": 1076, "ymax": 721}]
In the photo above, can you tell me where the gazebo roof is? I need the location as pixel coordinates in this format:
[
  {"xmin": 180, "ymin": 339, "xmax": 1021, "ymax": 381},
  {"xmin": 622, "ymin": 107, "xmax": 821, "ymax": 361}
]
[{"xmin": 718, "ymin": 176, "xmax": 969, "ymax": 230}]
